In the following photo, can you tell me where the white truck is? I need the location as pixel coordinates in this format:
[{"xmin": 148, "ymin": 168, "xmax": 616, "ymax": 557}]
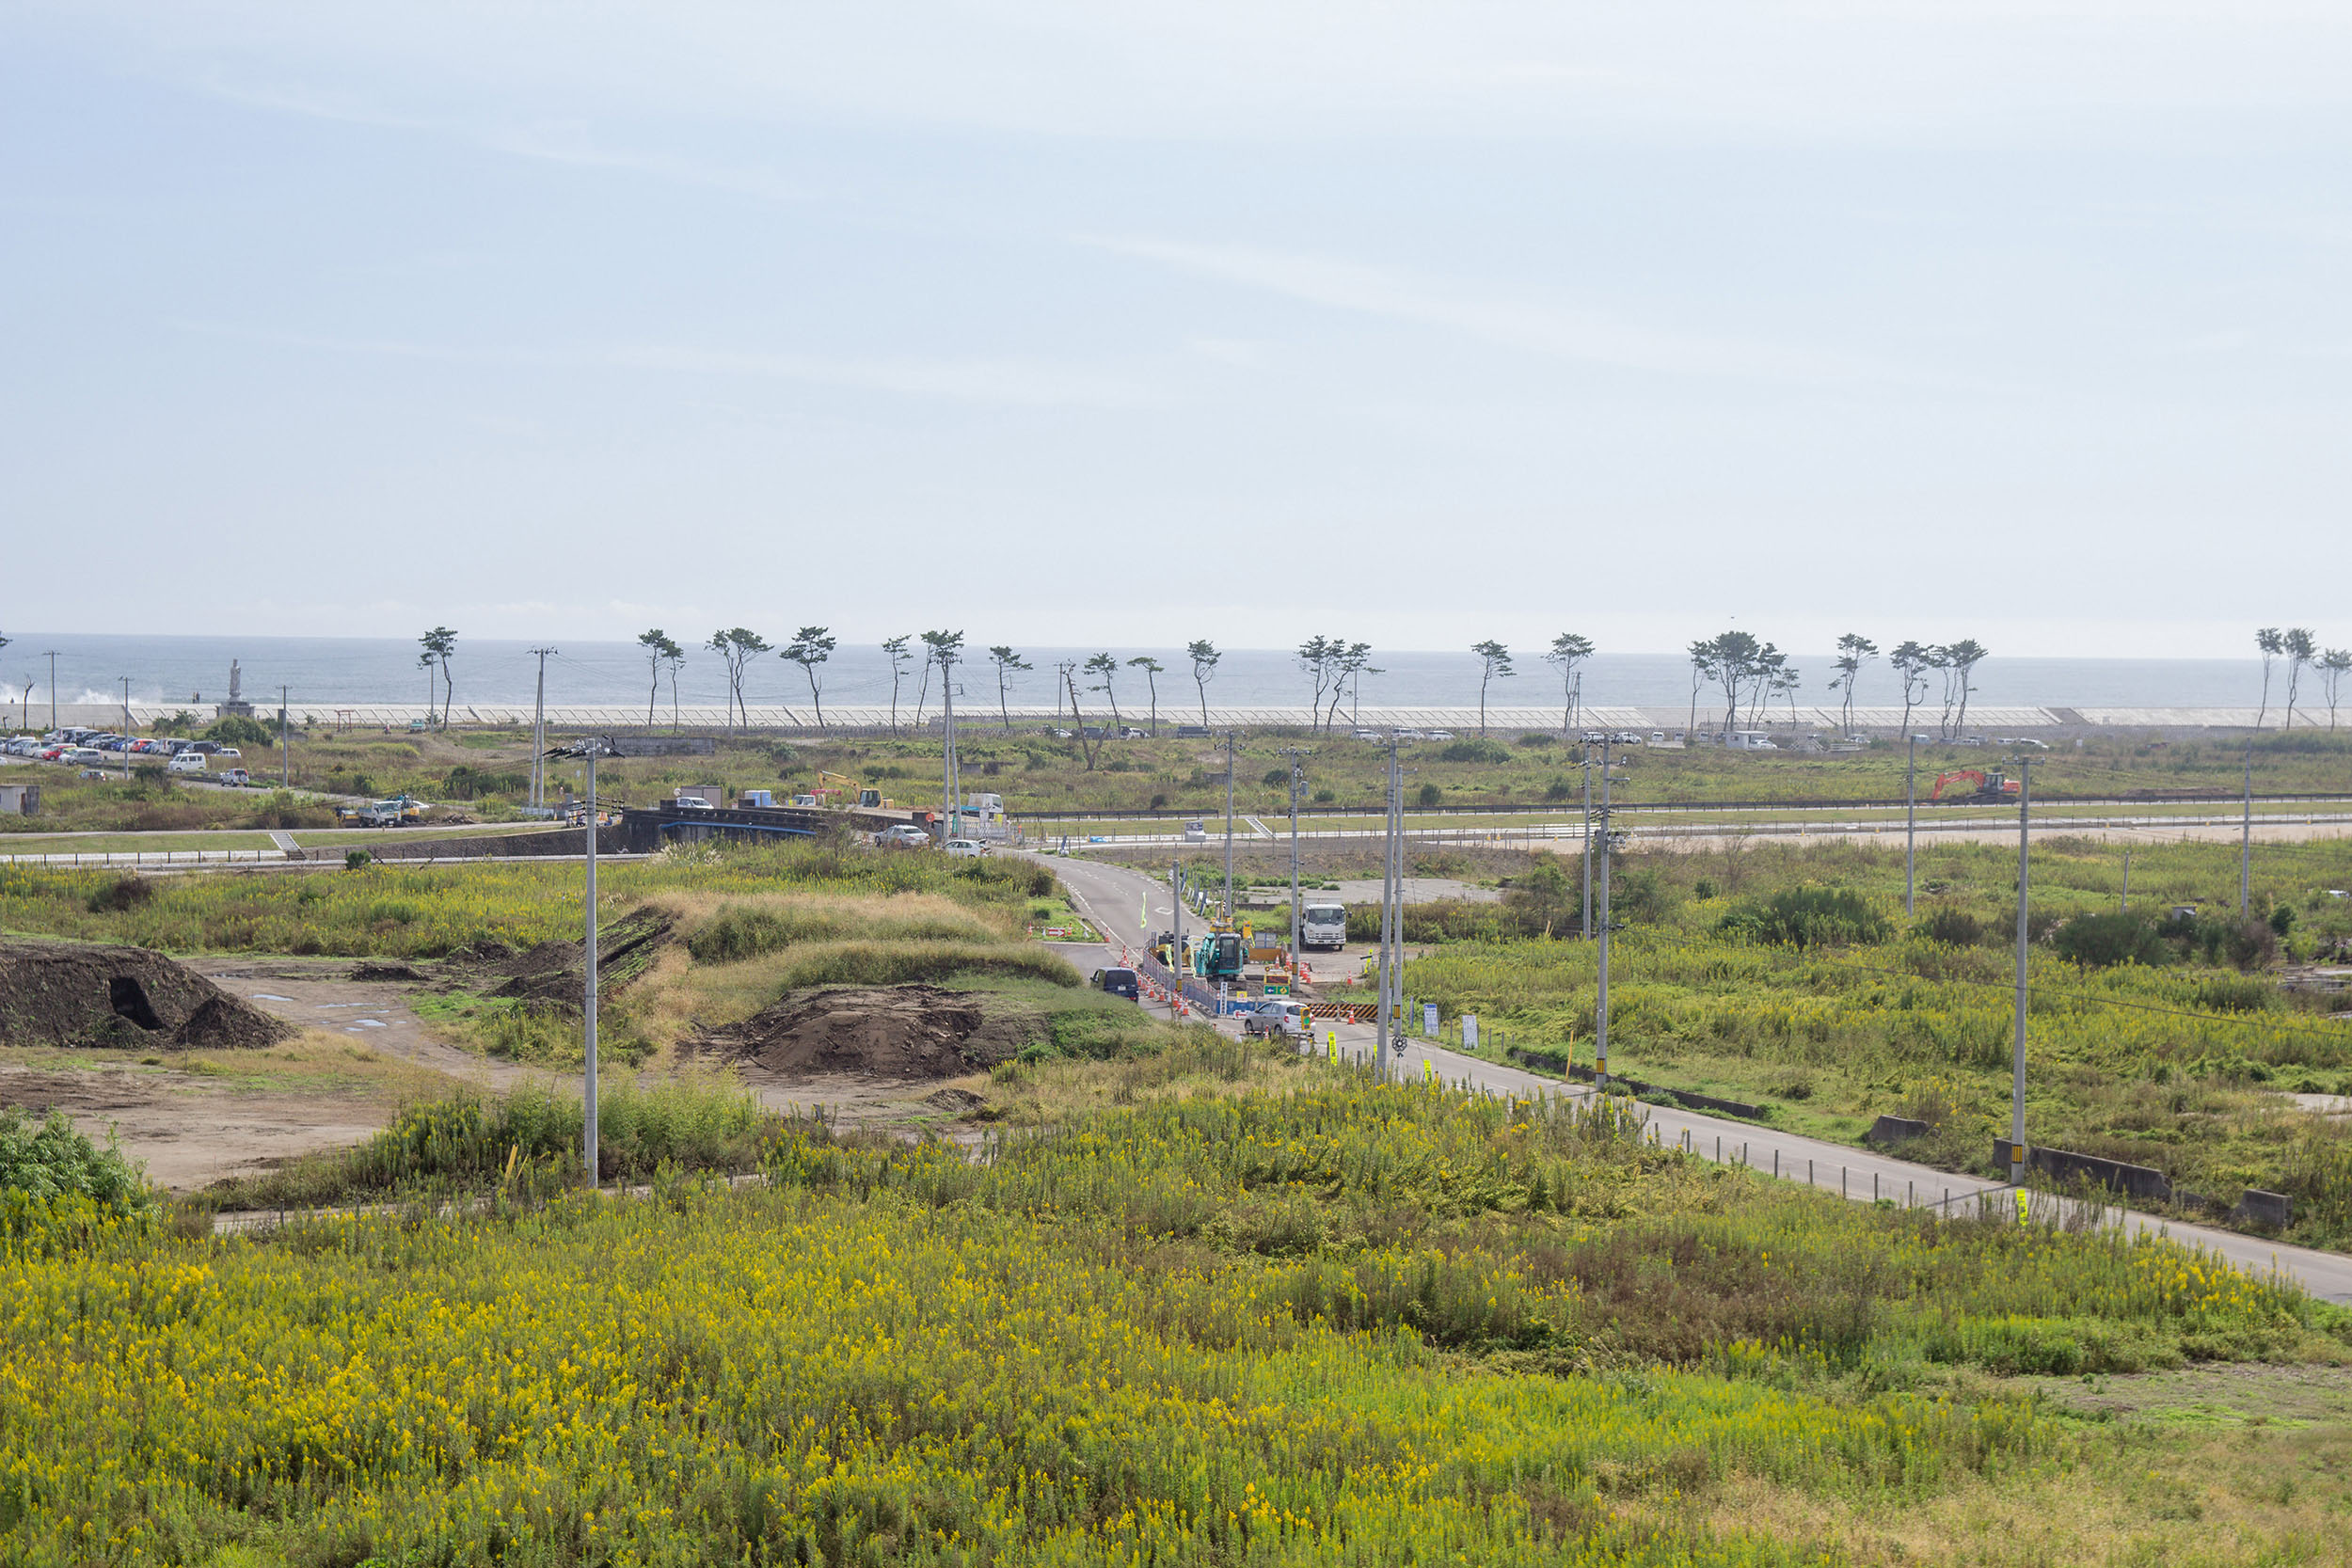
[{"xmin": 1300, "ymin": 901, "xmax": 1348, "ymax": 951}]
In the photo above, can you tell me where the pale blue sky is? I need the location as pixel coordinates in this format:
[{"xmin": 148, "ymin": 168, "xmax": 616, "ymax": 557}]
[{"xmin": 4, "ymin": 3, "xmax": 2347, "ymax": 658}]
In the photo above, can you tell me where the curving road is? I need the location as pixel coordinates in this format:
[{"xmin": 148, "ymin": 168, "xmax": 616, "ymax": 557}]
[{"xmin": 1032, "ymin": 848, "xmax": 2352, "ymax": 1304}]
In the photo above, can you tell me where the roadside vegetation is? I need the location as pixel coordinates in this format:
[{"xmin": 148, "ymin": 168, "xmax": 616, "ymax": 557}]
[
  {"xmin": 0, "ymin": 767, "xmax": 338, "ymax": 836},
  {"xmin": 4, "ymin": 1046, "xmax": 2348, "ymax": 1565},
  {"xmin": 1318, "ymin": 837, "xmax": 2352, "ymax": 1247},
  {"xmin": 13, "ymin": 721, "xmax": 2350, "ymax": 832}
]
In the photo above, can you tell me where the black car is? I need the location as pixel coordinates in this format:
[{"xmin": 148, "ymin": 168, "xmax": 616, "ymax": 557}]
[{"xmin": 1093, "ymin": 967, "xmax": 1140, "ymax": 1002}]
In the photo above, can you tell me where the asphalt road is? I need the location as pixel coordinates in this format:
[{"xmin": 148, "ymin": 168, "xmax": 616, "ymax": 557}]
[{"xmin": 1032, "ymin": 848, "xmax": 2352, "ymax": 1304}]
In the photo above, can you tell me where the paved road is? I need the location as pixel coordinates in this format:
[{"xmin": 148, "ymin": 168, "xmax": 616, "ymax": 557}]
[{"xmin": 1034, "ymin": 849, "xmax": 2352, "ymax": 1304}]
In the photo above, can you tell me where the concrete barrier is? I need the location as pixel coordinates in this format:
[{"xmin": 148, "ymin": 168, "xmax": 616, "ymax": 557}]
[
  {"xmin": 1866, "ymin": 1115, "xmax": 1932, "ymax": 1146},
  {"xmin": 1995, "ymin": 1140, "xmax": 2172, "ymax": 1201},
  {"xmin": 315, "ymin": 826, "xmax": 627, "ymax": 862},
  {"xmin": 2233, "ymin": 1188, "xmax": 2294, "ymax": 1227}
]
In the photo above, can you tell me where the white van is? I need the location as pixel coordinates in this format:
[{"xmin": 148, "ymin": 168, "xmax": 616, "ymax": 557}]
[{"xmin": 167, "ymin": 751, "xmax": 208, "ymax": 775}]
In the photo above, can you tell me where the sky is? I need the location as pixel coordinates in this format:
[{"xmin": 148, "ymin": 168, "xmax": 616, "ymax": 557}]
[{"xmin": 4, "ymin": 2, "xmax": 2348, "ymax": 659}]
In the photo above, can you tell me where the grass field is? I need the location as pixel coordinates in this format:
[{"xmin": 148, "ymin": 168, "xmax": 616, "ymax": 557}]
[
  {"xmin": 1315, "ymin": 837, "xmax": 2352, "ymax": 1247},
  {"xmin": 4, "ymin": 1050, "xmax": 2347, "ymax": 1565},
  {"xmin": 0, "ymin": 842, "xmax": 1061, "ymax": 959},
  {"xmin": 15, "ymin": 722, "xmax": 2349, "ymax": 829}
]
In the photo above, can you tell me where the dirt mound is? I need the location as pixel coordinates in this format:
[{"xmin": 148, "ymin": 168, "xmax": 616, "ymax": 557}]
[
  {"xmin": 692, "ymin": 987, "xmax": 1042, "ymax": 1078},
  {"xmin": 0, "ymin": 940, "xmax": 297, "ymax": 1052},
  {"xmin": 349, "ymin": 961, "xmax": 423, "ymax": 982},
  {"xmin": 463, "ymin": 907, "xmax": 674, "ymax": 1008}
]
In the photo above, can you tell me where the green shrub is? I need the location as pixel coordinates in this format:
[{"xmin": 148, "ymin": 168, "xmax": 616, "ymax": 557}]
[
  {"xmin": 1717, "ymin": 886, "xmax": 1892, "ymax": 949},
  {"xmin": 201, "ymin": 715, "xmax": 275, "ymax": 747},
  {"xmin": 2052, "ymin": 911, "xmax": 2170, "ymax": 970},
  {"xmin": 1419, "ymin": 783, "xmax": 1442, "ymax": 807},
  {"xmin": 1918, "ymin": 905, "xmax": 1987, "ymax": 947},
  {"xmin": 1438, "ymin": 739, "xmax": 1512, "ymax": 765},
  {"xmin": 0, "ymin": 1108, "xmax": 151, "ymax": 1214},
  {"xmin": 441, "ymin": 765, "xmax": 528, "ymax": 800}
]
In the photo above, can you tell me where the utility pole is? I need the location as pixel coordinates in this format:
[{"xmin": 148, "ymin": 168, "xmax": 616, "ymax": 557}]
[
  {"xmin": 584, "ymin": 737, "xmax": 602, "ymax": 1190},
  {"xmin": 1279, "ymin": 747, "xmax": 1311, "ymax": 957},
  {"xmin": 2121, "ymin": 850, "xmax": 2130, "ymax": 913},
  {"xmin": 1595, "ymin": 739, "xmax": 1614, "ymax": 1086},
  {"xmin": 1222, "ymin": 732, "xmax": 1235, "ymax": 923},
  {"xmin": 44, "ymin": 651, "xmax": 58, "ymax": 732},
  {"xmin": 2240, "ymin": 742, "xmax": 2254, "ymax": 919},
  {"xmin": 942, "ymin": 658, "xmax": 960, "ymax": 840},
  {"xmin": 1904, "ymin": 733, "xmax": 1918, "ymax": 917},
  {"xmin": 1580, "ymin": 744, "xmax": 1595, "ymax": 939},
  {"xmin": 1170, "ymin": 862, "xmax": 1184, "ymax": 1012},
  {"xmin": 1387, "ymin": 738, "xmax": 1406, "ymax": 1067},
  {"xmin": 119, "ymin": 676, "xmax": 131, "ymax": 735},
  {"xmin": 1375, "ymin": 734, "xmax": 1399, "ymax": 1064},
  {"xmin": 2010, "ymin": 755, "xmax": 2031, "ymax": 1189},
  {"xmin": 528, "ymin": 647, "xmax": 555, "ymax": 808},
  {"xmin": 278, "ymin": 685, "xmax": 290, "ymax": 787}
]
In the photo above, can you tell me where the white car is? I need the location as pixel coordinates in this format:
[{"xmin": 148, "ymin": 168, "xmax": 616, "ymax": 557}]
[
  {"xmin": 943, "ymin": 838, "xmax": 988, "ymax": 858},
  {"xmin": 672, "ymin": 796, "xmax": 715, "ymax": 811},
  {"xmin": 1424, "ymin": 730, "xmax": 1454, "ymax": 741},
  {"xmin": 167, "ymin": 752, "xmax": 208, "ymax": 775},
  {"xmin": 876, "ymin": 824, "xmax": 931, "ymax": 848},
  {"xmin": 214, "ymin": 748, "xmax": 241, "ymax": 760}
]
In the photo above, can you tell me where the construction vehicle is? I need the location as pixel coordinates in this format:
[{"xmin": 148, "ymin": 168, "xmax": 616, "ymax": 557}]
[
  {"xmin": 814, "ymin": 770, "xmax": 858, "ymax": 803},
  {"xmin": 1191, "ymin": 929, "xmax": 1247, "ymax": 985},
  {"xmin": 335, "ymin": 795, "xmax": 426, "ymax": 828},
  {"xmin": 1151, "ymin": 930, "xmax": 1191, "ymax": 969},
  {"xmin": 1930, "ymin": 768, "xmax": 2022, "ymax": 804}
]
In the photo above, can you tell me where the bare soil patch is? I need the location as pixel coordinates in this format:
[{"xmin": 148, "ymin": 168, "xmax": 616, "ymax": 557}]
[
  {"xmin": 0, "ymin": 939, "xmax": 294, "ymax": 1051},
  {"xmin": 0, "ymin": 1061, "xmax": 387, "ymax": 1193},
  {"xmin": 690, "ymin": 986, "xmax": 1043, "ymax": 1078}
]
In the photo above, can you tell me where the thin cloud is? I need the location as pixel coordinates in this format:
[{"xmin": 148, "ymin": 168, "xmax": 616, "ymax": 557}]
[
  {"xmin": 1084, "ymin": 234, "xmax": 1888, "ymax": 386},
  {"xmin": 175, "ymin": 323, "xmax": 1152, "ymax": 408}
]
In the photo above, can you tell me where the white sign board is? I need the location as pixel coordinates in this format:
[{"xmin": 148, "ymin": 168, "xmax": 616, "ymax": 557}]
[
  {"xmin": 1422, "ymin": 1003, "xmax": 1438, "ymax": 1037},
  {"xmin": 1462, "ymin": 1014, "xmax": 1478, "ymax": 1051}
]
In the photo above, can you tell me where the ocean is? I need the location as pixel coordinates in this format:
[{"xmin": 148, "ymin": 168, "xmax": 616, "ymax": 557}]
[{"xmin": 0, "ymin": 632, "xmax": 2280, "ymax": 717}]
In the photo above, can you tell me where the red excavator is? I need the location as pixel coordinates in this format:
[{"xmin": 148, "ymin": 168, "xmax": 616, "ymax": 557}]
[{"xmin": 1930, "ymin": 768, "xmax": 2021, "ymax": 803}]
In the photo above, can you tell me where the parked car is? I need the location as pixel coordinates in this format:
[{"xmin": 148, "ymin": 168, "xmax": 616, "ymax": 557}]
[
  {"xmin": 218, "ymin": 768, "xmax": 251, "ymax": 786},
  {"xmin": 77, "ymin": 768, "xmax": 109, "ymax": 780},
  {"xmin": 65, "ymin": 747, "xmax": 107, "ymax": 766},
  {"xmin": 1241, "ymin": 1000, "xmax": 1308, "ymax": 1039},
  {"xmin": 1612, "ymin": 732, "xmax": 1644, "ymax": 745},
  {"xmin": 1119, "ymin": 727, "xmax": 1147, "ymax": 740},
  {"xmin": 167, "ymin": 751, "xmax": 208, "ymax": 775},
  {"xmin": 1423, "ymin": 730, "xmax": 1454, "ymax": 741},
  {"xmin": 1093, "ymin": 967, "xmax": 1140, "ymax": 1002},
  {"xmin": 875, "ymin": 824, "xmax": 931, "ymax": 848},
  {"xmin": 942, "ymin": 838, "xmax": 988, "ymax": 858},
  {"xmin": 672, "ymin": 796, "xmax": 715, "ymax": 811},
  {"xmin": 1182, "ymin": 820, "xmax": 1208, "ymax": 844}
]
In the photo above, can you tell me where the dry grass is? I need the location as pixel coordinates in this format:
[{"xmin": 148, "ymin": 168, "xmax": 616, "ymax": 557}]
[
  {"xmin": 612, "ymin": 891, "xmax": 1073, "ymax": 1065},
  {"xmin": 1702, "ymin": 1408, "xmax": 2352, "ymax": 1564}
]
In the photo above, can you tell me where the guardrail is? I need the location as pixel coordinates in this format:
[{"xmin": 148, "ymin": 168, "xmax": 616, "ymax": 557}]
[{"xmin": 0, "ymin": 847, "xmax": 294, "ymax": 867}]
